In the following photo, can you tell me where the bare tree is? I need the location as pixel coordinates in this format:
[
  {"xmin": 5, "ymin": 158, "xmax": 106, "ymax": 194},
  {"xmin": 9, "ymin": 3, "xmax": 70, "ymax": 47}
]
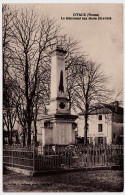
[
  {"xmin": 114, "ymin": 88, "xmax": 123, "ymax": 106},
  {"xmin": 66, "ymin": 54, "xmax": 86, "ymax": 111},
  {"xmin": 3, "ymin": 5, "xmax": 18, "ymax": 144},
  {"xmin": 3, "ymin": 82, "xmax": 17, "ymax": 145},
  {"xmin": 3, "ymin": 5, "xmax": 13, "ymax": 81},
  {"xmin": 4, "ymin": 6, "xmax": 64, "ymax": 146},
  {"xmin": 70, "ymin": 59, "xmax": 113, "ymax": 145}
]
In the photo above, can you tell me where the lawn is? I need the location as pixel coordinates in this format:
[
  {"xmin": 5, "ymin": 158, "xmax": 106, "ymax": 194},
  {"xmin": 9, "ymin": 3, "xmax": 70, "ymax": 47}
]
[{"xmin": 3, "ymin": 169, "xmax": 123, "ymax": 192}]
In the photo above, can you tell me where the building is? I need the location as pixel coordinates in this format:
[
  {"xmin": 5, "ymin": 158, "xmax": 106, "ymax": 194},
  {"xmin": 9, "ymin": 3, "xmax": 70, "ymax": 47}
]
[{"xmin": 77, "ymin": 101, "xmax": 123, "ymax": 145}]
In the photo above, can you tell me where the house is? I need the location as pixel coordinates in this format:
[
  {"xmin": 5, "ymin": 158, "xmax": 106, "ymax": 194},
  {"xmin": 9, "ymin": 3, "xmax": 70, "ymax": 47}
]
[{"xmin": 77, "ymin": 101, "xmax": 123, "ymax": 145}]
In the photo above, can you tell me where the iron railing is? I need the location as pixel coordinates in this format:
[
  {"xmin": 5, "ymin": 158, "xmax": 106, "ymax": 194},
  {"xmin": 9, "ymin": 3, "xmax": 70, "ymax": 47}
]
[{"xmin": 3, "ymin": 144, "xmax": 123, "ymax": 172}]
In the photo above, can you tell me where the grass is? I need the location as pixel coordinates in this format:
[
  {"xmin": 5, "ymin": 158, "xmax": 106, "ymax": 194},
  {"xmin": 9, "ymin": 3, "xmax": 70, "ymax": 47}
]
[{"xmin": 3, "ymin": 169, "xmax": 123, "ymax": 192}]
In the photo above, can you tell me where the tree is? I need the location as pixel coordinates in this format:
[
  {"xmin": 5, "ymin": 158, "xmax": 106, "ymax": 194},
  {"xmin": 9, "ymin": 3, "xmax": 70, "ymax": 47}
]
[
  {"xmin": 114, "ymin": 88, "xmax": 123, "ymax": 106},
  {"xmin": 3, "ymin": 79, "xmax": 18, "ymax": 145},
  {"xmin": 3, "ymin": 4, "xmax": 13, "ymax": 82},
  {"xmin": 3, "ymin": 5, "xmax": 18, "ymax": 144},
  {"xmin": 66, "ymin": 54, "xmax": 86, "ymax": 111},
  {"xmin": 70, "ymin": 59, "xmax": 113, "ymax": 145},
  {"xmin": 6, "ymin": 7, "xmax": 63, "ymax": 146}
]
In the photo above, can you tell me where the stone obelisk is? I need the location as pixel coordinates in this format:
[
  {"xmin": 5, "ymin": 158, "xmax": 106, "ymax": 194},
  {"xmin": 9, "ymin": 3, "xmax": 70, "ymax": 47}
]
[{"xmin": 40, "ymin": 46, "xmax": 77, "ymax": 146}]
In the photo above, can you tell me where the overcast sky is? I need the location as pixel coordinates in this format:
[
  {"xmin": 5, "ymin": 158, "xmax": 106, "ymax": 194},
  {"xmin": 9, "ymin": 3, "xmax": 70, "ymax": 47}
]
[{"xmin": 11, "ymin": 3, "xmax": 123, "ymax": 100}]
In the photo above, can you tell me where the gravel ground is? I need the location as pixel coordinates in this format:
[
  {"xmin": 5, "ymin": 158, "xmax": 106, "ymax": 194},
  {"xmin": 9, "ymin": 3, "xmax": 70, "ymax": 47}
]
[{"xmin": 3, "ymin": 169, "xmax": 123, "ymax": 192}]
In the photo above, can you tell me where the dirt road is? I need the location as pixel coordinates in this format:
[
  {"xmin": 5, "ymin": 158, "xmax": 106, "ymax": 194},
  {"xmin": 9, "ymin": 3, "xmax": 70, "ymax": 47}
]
[{"xmin": 3, "ymin": 169, "xmax": 123, "ymax": 192}]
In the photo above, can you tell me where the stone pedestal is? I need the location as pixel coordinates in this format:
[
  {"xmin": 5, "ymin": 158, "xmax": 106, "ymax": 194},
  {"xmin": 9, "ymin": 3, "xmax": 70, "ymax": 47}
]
[{"xmin": 43, "ymin": 114, "xmax": 77, "ymax": 146}]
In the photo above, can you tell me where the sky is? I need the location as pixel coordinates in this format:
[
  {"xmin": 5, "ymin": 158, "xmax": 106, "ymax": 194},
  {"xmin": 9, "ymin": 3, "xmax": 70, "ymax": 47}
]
[
  {"xmin": 6, "ymin": 3, "xmax": 124, "ymax": 100},
  {"xmin": 38, "ymin": 4, "xmax": 123, "ymax": 97}
]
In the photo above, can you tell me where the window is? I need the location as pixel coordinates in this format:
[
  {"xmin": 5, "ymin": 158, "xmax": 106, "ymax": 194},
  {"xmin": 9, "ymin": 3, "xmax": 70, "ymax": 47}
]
[
  {"xmin": 98, "ymin": 115, "xmax": 102, "ymax": 120},
  {"xmin": 98, "ymin": 137, "xmax": 103, "ymax": 144},
  {"xmin": 98, "ymin": 124, "xmax": 103, "ymax": 132}
]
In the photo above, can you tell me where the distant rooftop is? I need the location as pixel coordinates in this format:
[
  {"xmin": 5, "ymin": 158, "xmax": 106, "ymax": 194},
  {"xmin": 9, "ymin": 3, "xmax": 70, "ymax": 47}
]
[{"xmin": 79, "ymin": 101, "xmax": 123, "ymax": 115}]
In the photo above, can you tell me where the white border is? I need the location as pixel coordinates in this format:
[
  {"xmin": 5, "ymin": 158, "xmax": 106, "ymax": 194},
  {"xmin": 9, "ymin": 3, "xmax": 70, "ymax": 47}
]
[
  {"xmin": 0, "ymin": 1, "xmax": 124, "ymax": 195},
  {"xmin": 0, "ymin": 0, "xmax": 125, "ymax": 3}
]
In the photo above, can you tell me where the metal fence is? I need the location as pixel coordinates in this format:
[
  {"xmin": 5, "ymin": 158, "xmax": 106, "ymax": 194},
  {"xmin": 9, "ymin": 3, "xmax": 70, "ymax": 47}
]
[
  {"xmin": 3, "ymin": 145, "xmax": 34, "ymax": 171},
  {"xmin": 3, "ymin": 144, "xmax": 123, "ymax": 173}
]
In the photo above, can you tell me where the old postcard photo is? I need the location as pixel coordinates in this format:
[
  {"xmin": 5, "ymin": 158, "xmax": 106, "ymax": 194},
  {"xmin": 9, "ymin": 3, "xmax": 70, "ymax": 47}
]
[{"xmin": 2, "ymin": 1, "xmax": 124, "ymax": 192}]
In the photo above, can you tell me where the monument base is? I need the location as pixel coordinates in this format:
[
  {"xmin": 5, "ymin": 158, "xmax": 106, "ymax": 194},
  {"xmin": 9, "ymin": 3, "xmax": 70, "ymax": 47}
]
[{"xmin": 39, "ymin": 114, "xmax": 77, "ymax": 146}]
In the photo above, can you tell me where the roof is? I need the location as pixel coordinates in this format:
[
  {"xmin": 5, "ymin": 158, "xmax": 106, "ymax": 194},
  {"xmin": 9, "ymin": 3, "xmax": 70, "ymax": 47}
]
[
  {"xmin": 91, "ymin": 104, "xmax": 123, "ymax": 115},
  {"xmin": 79, "ymin": 101, "xmax": 123, "ymax": 115}
]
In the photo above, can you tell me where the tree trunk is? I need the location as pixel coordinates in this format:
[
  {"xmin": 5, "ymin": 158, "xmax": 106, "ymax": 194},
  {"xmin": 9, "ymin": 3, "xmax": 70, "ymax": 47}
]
[
  {"xmin": 27, "ymin": 115, "xmax": 31, "ymax": 146},
  {"xmin": 7, "ymin": 121, "xmax": 10, "ymax": 145},
  {"xmin": 10, "ymin": 117, "xmax": 13, "ymax": 145},
  {"xmin": 10, "ymin": 123, "xmax": 13, "ymax": 145},
  {"xmin": 68, "ymin": 91, "xmax": 72, "ymax": 111},
  {"xmin": 84, "ymin": 114, "xmax": 88, "ymax": 146},
  {"xmin": 23, "ymin": 127, "xmax": 26, "ymax": 146},
  {"xmin": 34, "ymin": 120, "xmax": 37, "ymax": 146},
  {"xmin": 25, "ymin": 52, "xmax": 32, "ymax": 146}
]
